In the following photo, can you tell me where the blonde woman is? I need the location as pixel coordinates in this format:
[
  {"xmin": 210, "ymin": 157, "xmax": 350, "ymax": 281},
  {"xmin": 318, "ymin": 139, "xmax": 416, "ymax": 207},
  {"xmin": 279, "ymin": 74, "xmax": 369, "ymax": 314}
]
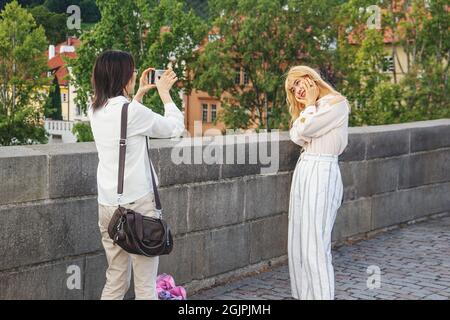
[{"xmin": 285, "ymin": 66, "xmax": 350, "ymax": 300}]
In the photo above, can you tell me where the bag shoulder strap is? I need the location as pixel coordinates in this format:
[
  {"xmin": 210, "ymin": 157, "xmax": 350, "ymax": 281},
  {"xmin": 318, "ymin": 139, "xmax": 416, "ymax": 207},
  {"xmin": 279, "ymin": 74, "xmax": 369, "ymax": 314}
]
[
  {"xmin": 146, "ymin": 138, "xmax": 162, "ymax": 211},
  {"xmin": 117, "ymin": 102, "xmax": 162, "ymax": 212},
  {"xmin": 117, "ymin": 103, "xmax": 130, "ymax": 205}
]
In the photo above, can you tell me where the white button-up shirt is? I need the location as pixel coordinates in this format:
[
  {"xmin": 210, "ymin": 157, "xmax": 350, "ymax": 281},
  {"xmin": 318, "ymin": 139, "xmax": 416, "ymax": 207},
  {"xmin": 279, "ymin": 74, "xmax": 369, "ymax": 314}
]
[
  {"xmin": 88, "ymin": 95, "xmax": 185, "ymax": 206},
  {"xmin": 289, "ymin": 94, "xmax": 350, "ymax": 155}
]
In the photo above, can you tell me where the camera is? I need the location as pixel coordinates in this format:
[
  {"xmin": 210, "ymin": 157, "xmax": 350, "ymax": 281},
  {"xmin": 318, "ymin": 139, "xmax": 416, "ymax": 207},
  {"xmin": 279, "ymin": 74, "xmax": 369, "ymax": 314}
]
[{"xmin": 148, "ymin": 69, "xmax": 165, "ymax": 85}]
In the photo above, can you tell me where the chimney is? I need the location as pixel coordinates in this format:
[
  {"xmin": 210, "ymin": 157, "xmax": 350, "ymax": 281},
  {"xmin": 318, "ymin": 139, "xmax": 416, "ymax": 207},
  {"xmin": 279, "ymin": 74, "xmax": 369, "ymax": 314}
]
[{"xmin": 49, "ymin": 45, "xmax": 55, "ymax": 60}]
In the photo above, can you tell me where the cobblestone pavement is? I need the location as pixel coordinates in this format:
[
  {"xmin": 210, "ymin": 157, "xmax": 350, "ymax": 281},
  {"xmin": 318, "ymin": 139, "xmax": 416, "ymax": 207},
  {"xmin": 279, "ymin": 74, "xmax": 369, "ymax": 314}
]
[{"xmin": 191, "ymin": 215, "xmax": 450, "ymax": 300}]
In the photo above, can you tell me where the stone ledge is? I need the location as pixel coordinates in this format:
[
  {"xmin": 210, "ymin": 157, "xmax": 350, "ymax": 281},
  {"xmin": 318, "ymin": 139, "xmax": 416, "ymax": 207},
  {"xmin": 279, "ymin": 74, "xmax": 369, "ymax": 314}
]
[{"xmin": 1, "ymin": 120, "xmax": 448, "ymax": 204}]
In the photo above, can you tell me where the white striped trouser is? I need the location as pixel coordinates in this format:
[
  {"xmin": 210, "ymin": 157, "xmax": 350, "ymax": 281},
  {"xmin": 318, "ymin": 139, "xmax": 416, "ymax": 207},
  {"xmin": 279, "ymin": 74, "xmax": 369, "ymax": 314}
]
[{"xmin": 288, "ymin": 151, "xmax": 344, "ymax": 300}]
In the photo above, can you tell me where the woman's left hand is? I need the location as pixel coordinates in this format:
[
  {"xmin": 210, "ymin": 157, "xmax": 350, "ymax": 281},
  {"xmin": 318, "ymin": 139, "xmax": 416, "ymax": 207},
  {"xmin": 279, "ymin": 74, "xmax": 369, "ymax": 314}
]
[
  {"xmin": 134, "ymin": 68, "xmax": 157, "ymax": 103},
  {"xmin": 300, "ymin": 77, "xmax": 319, "ymax": 106},
  {"xmin": 137, "ymin": 68, "xmax": 157, "ymax": 94}
]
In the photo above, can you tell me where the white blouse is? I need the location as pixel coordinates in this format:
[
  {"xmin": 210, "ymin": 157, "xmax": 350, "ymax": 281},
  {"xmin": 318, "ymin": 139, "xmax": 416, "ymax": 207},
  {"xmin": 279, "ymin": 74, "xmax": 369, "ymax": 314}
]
[
  {"xmin": 289, "ymin": 94, "xmax": 350, "ymax": 156},
  {"xmin": 88, "ymin": 96, "xmax": 185, "ymax": 206}
]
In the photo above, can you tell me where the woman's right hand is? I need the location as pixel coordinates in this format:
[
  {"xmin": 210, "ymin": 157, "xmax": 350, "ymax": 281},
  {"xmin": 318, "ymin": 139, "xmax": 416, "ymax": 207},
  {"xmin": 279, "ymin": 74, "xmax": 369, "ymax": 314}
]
[
  {"xmin": 155, "ymin": 69, "xmax": 178, "ymax": 93},
  {"xmin": 155, "ymin": 69, "xmax": 178, "ymax": 105}
]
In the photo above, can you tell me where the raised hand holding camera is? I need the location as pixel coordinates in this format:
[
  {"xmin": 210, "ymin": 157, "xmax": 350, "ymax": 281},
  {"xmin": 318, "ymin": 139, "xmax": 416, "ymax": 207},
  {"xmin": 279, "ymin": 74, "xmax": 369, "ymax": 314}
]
[
  {"xmin": 155, "ymin": 68, "xmax": 178, "ymax": 105},
  {"xmin": 134, "ymin": 68, "xmax": 178, "ymax": 104}
]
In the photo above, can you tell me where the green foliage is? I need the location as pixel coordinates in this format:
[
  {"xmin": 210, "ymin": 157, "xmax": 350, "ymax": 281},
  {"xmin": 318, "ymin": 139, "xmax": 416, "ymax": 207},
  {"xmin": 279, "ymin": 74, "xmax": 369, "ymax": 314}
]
[
  {"xmin": 44, "ymin": 75, "xmax": 62, "ymax": 120},
  {"xmin": 268, "ymin": 102, "xmax": 291, "ymax": 131},
  {"xmin": 3, "ymin": 0, "xmax": 448, "ymax": 145},
  {"xmin": 78, "ymin": 0, "xmax": 101, "ymax": 23},
  {"xmin": 401, "ymin": 59, "xmax": 450, "ymax": 121},
  {"xmin": 69, "ymin": 0, "xmax": 448, "ymax": 131},
  {"xmin": 217, "ymin": 102, "xmax": 251, "ymax": 130},
  {"xmin": 70, "ymin": 0, "xmax": 208, "ymax": 115},
  {"xmin": 335, "ymin": 0, "xmax": 449, "ymax": 126},
  {"xmin": 140, "ymin": 0, "xmax": 209, "ymax": 114},
  {"xmin": 185, "ymin": 0, "xmax": 209, "ymax": 20},
  {"xmin": 29, "ymin": 4, "xmax": 67, "ymax": 43},
  {"xmin": 72, "ymin": 121, "xmax": 93, "ymax": 142},
  {"xmin": 0, "ymin": 0, "xmax": 49, "ymax": 145},
  {"xmin": 2, "ymin": 0, "xmax": 100, "ymax": 22},
  {"xmin": 194, "ymin": 0, "xmax": 448, "ymax": 129},
  {"xmin": 69, "ymin": 0, "xmax": 145, "ymax": 111},
  {"xmin": 1, "ymin": 1, "xmax": 44, "ymax": 11},
  {"xmin": 192, "ymin": 0, "xmax": 341, "ymax": 130},
  {"xmin": 44, "ymin": 0, "xmax": 100, "ymax": 23},
  {"xmin": 2, "ymin": 0, "xmax": 100, "ymax": 44}
]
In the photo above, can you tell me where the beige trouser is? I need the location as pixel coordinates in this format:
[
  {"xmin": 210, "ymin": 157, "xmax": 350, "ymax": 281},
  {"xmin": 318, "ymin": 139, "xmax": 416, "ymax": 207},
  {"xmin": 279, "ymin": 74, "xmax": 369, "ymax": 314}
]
[{"xmin": 98, "ymin": 192, "xmax": 159, "ymax": 300}]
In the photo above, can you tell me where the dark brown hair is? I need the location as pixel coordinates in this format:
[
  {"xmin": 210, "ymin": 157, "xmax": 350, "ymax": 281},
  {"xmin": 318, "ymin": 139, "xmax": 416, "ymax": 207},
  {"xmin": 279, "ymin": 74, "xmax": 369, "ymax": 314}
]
[{"xmin": 91, "ymin": 50, "xmax": 135, "ymax": 111}]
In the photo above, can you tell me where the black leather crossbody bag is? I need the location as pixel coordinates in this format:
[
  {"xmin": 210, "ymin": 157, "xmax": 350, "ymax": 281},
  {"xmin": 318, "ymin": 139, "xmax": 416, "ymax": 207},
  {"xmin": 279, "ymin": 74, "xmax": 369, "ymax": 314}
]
[{"xmin": 107, "ymin": 102, "xmax": 173, "ymax": 257}]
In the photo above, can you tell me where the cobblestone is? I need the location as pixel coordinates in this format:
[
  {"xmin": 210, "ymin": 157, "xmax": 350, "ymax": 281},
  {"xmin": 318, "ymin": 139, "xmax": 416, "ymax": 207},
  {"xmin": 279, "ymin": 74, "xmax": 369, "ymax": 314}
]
[{"xmin": 191, "ymin": 215, "xmax": 450, "ymax": 300}]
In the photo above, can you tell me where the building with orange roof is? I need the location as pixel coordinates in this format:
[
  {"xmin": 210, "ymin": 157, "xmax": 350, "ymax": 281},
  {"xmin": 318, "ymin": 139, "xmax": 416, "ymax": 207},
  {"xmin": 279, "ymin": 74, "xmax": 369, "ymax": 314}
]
[
  {"xmin": 182, "ymin": 29, "xmax": 262, "ymax": 137},
  {"xmin": 45, "ymin": 37, "xmax": 87, "ymax": 143},
  {"xmin": 184, "ymin": 1, "xmax": 447, "ymax": 136}
]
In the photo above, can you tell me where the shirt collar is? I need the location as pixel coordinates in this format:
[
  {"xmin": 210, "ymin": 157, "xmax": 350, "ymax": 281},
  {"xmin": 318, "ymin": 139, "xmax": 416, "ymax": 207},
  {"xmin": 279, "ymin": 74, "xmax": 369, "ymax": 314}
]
[
  {"xmin": 104, "ymin": 95, "xmax": 130, "ymax": 107},
  {"xmin": 317, "ymin": 93, "xmax": 334, "ymax": 106}
]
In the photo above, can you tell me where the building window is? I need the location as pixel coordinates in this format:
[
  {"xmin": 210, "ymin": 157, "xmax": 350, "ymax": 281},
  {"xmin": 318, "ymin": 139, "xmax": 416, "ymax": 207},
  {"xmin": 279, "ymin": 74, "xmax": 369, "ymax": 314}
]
[
  {"xmin": 234, "ymin": 68, "xmax": 241, "ymax": 85},
  {"xmin": 211, "ymin": 104, "xmax": 217, "ymax": 122},
  {"xmin": 76, "ymin": 105, "xmax": 81, "ymax": 116},
  {"xmin": 243, "ymin": 70, "xmax": 249, "ymax": 85},
  {"xmin": 383, "ymin": 56, "xmax": 395, "ymax": 72},
  {"xmin": 202, "ymin": 103, "xmax": 209, "ymax": 122}
]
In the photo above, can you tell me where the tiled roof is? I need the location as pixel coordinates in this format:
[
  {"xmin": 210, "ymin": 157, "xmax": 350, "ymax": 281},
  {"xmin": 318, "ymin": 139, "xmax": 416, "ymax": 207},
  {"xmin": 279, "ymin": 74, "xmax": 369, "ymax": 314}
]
[{"xmin": 46, "ymin": 38, "xmax": 79, "ymax": 86}]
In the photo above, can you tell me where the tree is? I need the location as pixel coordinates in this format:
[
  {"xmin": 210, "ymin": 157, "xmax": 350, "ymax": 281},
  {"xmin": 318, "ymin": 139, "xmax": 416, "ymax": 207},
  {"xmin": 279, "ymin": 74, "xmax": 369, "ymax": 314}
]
[
  {"xmin": 69, "ymin": 0, "xmax": 152, "ymax": 111},
  {"xmin": 335, "ymin": 0, "xmax": 449, "ymax": 126},
  {"xmin": 192, "ymin": 0, "xmax": 340, "ymax": 131},
  {"xmin": 0, "ymin": 1, "xmax": 49, "ymax": 145},
  {"xmin": 1, "ymin": 1, "xmax": 45, "ymax": 11},
  {"xmin": 79, "ymin": 0, "xmax": 100, "ymax": 23},
  {"xmin": 29, "ymin": 4, "xmax": 67, "ymax": 44},
  {"xmin": 140, "ymin": 0, "xmax": 208, "ymax": 114},
  {"xmin": 334, "ymin": 0, "xmax": 393, "ymax": 125},
  {"xmin": 185, "ymin": 0, "xmax": 209, "ymax": 20},
  {"xmin": 43, "ymin": 0, "xmax": 100, "ymax": 23},
  {"xmin": 72, "ymin": 121, "xmax": 93, "ymax": 142},
  {"xmin": 398, "ymin": 0, "xmax": 450, "ymax": 121},
  {"xmin": 70, "ymin": 0, "xmax": 208, "ymax": 115},
  {"xmin": 44, "ymin": 75, "xmax": 62, "ymax": 120}
]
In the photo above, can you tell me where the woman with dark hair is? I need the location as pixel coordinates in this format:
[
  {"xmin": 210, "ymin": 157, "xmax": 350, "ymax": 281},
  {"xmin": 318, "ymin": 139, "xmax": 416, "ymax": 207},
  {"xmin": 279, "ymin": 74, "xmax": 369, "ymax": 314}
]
[{"xmin": 88, "ymin": 50, "xmax": 184, "ymax": 300}]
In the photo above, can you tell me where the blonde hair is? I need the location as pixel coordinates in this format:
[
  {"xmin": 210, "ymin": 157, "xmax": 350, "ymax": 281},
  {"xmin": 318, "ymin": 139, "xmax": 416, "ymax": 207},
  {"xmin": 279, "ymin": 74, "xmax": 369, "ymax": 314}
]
[{"xmin": 284, "ymin": 65, "xmax": 341, "ymax": 123}]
